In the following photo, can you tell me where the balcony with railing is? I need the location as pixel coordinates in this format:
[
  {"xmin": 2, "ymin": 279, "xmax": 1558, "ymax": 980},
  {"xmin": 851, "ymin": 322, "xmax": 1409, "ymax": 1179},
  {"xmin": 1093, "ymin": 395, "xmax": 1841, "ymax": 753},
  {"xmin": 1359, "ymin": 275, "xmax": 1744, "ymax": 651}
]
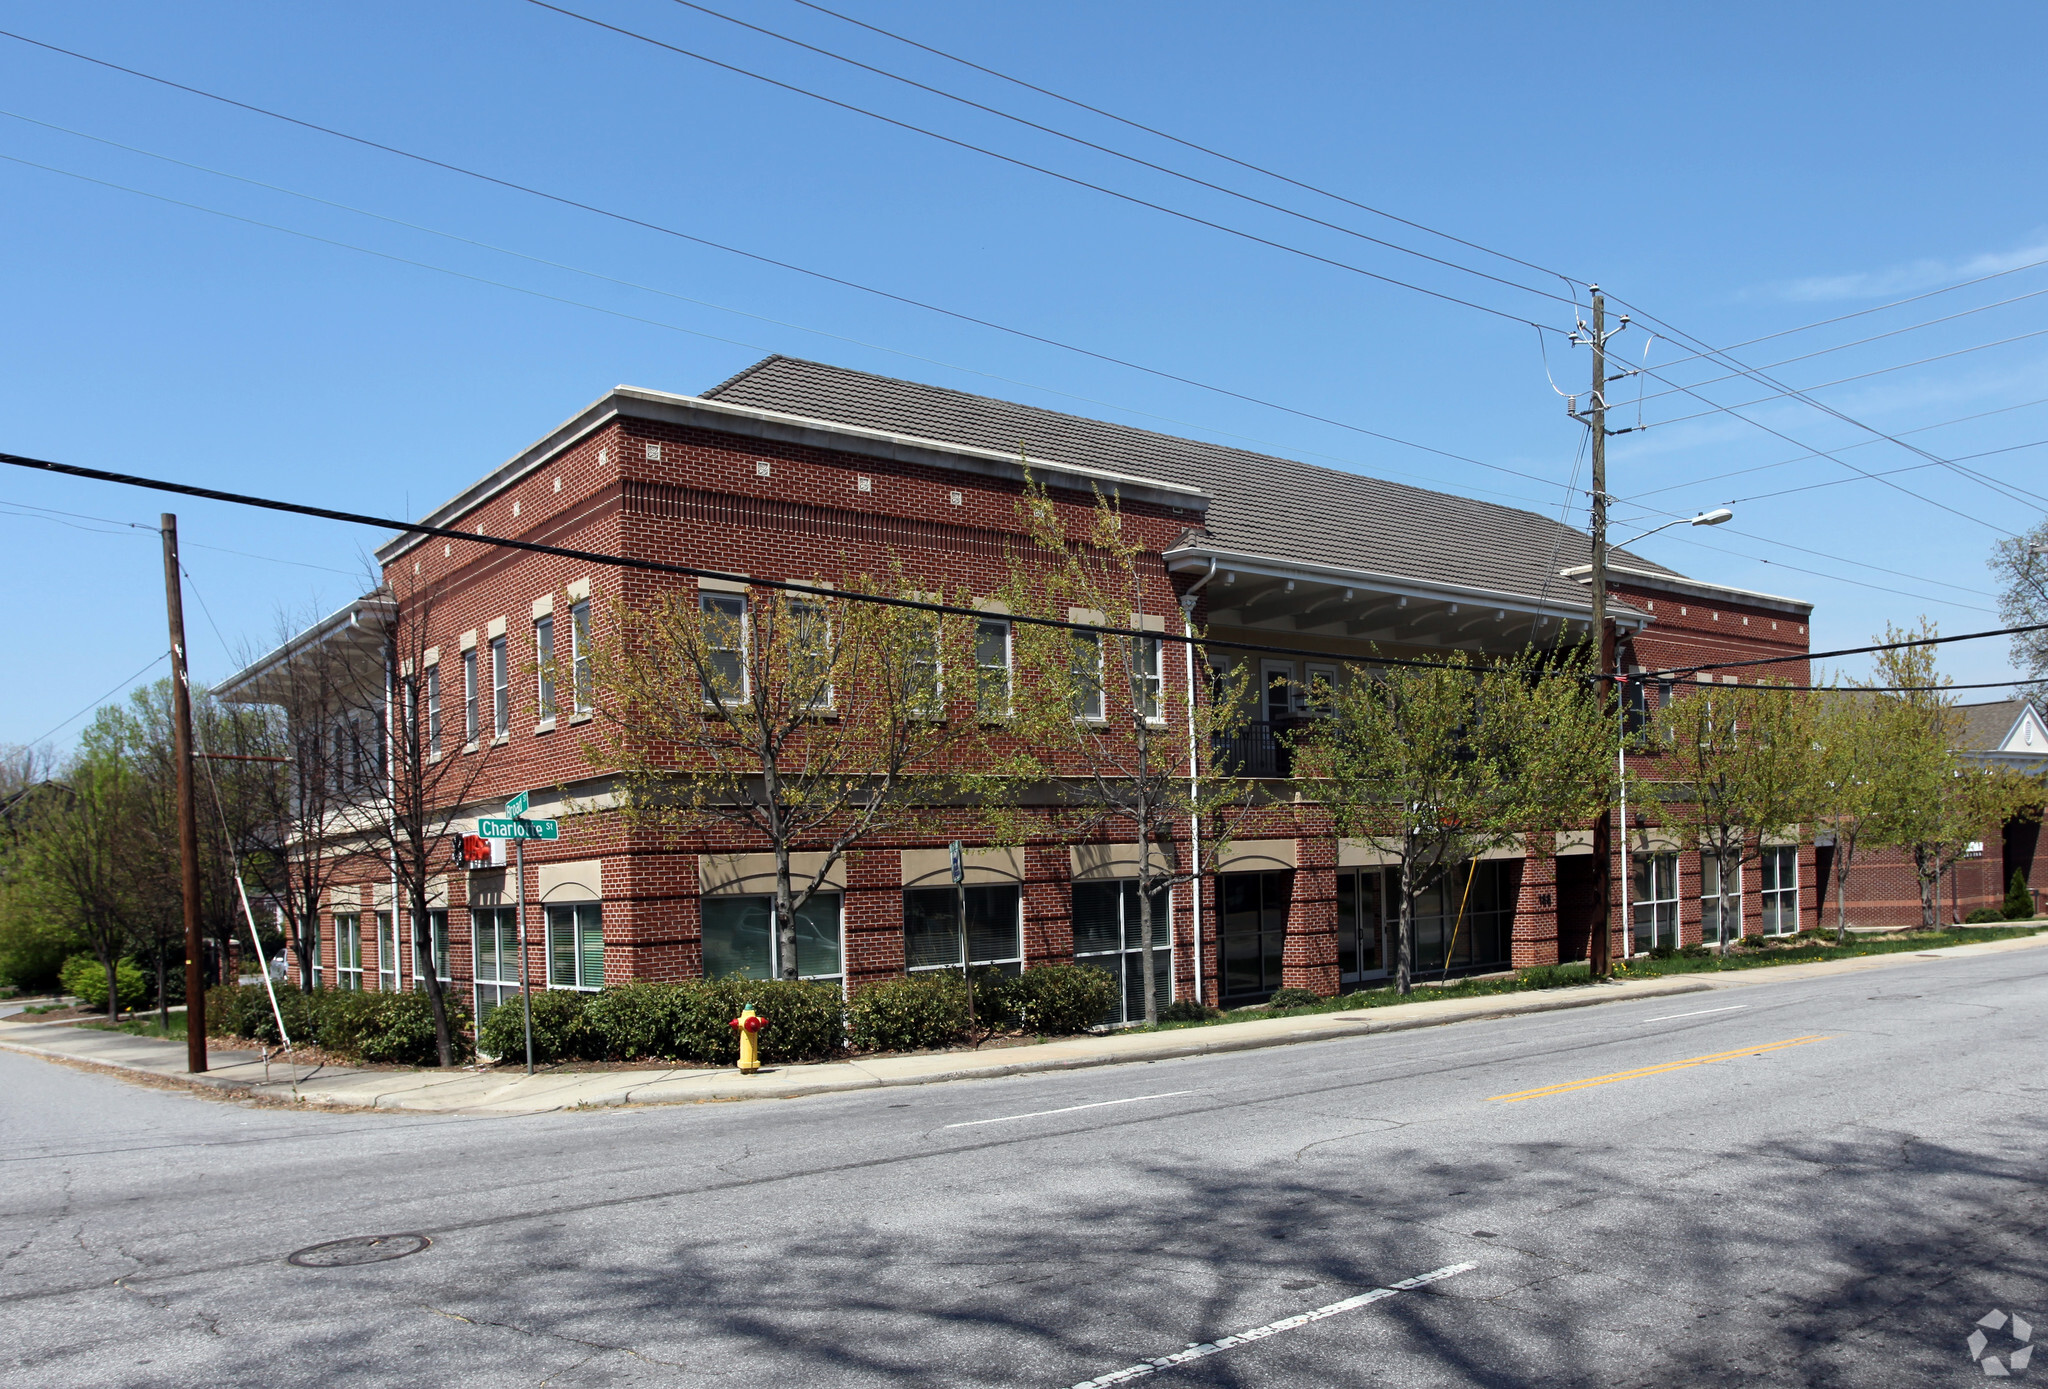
[{"xmin": 1210, "ymin": 719, "xmax": 1309, "ymax": 779}]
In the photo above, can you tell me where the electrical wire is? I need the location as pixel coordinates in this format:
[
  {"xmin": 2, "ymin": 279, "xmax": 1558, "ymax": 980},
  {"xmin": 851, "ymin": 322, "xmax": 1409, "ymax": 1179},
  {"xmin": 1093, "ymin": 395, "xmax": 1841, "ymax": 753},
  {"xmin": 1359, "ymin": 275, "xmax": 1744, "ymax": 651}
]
[
  {"xmin": 1662, "ymin": 621, "xmax": 2048, "ymax": 677},
  {"xmin": 21, "ymin": 651, "xmax": 169, "ymax": 748},
  {"xmin": 521, "ymin": 0, "xmax": 1555, "ymax": 330},
  {"xmin": 1630, "ymin": 284, "xmax": 2048, "ymax": 408},
  {"xmin": 0, "ymin": 449, "xmax": 1602, "ymax": 672},
  {"xmin": 656, "ymin": 0, "xmax": 1573, "ymax": 310},
  {"xmin": 11, "ymin": 450, "xmax": 2045, "ymax": 691},
  {"xmin": 0, "ymin": 107, "xmax": 1581, "ymax": 507},
  {"xmin": 1621, "ymin": 393, "xmax": 2048, "ymax": 502},
  {"xmin": 1725, "ymin": 439, "xmax": 2048, "ymax": 508},
  {"xmin": 785, "ymin": 0, "xmax": 1588, "ymax": 289}
]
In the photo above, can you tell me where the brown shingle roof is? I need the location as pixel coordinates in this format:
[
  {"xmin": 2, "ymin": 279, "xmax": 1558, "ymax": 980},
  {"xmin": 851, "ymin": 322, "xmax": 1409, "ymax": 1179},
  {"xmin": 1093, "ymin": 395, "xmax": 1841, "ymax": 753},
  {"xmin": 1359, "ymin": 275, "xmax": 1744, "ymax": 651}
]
[{"xmin": 701, "ymin": 356, "xmax": 1682, "ymax": 609}]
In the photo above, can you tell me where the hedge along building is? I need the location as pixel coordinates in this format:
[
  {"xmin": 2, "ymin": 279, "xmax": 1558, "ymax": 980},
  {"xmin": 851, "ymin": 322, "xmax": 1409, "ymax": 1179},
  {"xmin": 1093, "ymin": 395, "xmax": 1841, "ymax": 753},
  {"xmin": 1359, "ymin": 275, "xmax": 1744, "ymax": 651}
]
[{"xmin": 218, "ymin": 356, "xmax": 1815, "ymax": 1022}]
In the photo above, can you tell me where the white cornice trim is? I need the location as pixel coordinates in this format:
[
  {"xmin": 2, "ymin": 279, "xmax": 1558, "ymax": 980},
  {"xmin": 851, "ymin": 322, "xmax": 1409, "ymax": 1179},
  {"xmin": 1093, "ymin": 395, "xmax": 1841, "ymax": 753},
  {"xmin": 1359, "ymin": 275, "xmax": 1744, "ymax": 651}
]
[
  {"xmin": 376, "ymin": 387, "xmax": 1210, "ymax": 563},
  {"xmin": 1558, "ymin": 562, "xmax": 1812, "ymax": 616}
]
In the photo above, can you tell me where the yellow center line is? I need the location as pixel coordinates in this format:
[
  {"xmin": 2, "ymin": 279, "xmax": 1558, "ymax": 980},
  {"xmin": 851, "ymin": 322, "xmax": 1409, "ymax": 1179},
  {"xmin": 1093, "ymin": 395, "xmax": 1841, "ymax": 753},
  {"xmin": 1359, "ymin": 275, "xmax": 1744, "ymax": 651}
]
[{"xmin": 1486, "ymin": 1035, "xmax": 1834, "ymax": 1103}]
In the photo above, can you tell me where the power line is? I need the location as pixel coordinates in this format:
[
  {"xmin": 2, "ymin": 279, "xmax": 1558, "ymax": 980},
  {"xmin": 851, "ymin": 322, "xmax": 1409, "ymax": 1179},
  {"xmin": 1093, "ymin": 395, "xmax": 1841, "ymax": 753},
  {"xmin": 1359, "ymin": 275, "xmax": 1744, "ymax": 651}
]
[
  {"xmin": 14, "ymin": 450, "xmax": 2042, "ymax": 691},
  {"xmin": 656, "ymin": 0, "xmax": 1573, "ymax": 310},
  {"xmin": 1724, "ymin": 439, "xmax": 2048, "ymax": 509},
  {"xmin": 1629, "ymin": 283, "xmax": 2048, "ymax": 408},
  {"xmin": 0, "ymin": 106, "xmax": 1582, "ymax": 509},
  {"xmin": 0, "ymin": 450, "xmax": 1602, "ymax": 672},
  {"xmin": 0, "ymin": 34, "xmax": 1581, "ymax": 499},
  {"xmin": 785, "ymin": 0, "xmax": 1589, "ymax": 291},
  {"xmin": 1621, "ymin": 393, "xmax": 2048, "ymax": 502},
  {"xmin": 20, "ymin": 650, "xmax": 169, "ymax": 749},
  {"xmin": 3, "ymin": 137, "xmax": 1993, "ymax": 625},
  {"xmin": 521, "ymin": 0, "xmax": 1555, "ymax": 330},
  {"xmin": 1664, "ymin": 620, "xmax": 2048, "ymax": 677}
]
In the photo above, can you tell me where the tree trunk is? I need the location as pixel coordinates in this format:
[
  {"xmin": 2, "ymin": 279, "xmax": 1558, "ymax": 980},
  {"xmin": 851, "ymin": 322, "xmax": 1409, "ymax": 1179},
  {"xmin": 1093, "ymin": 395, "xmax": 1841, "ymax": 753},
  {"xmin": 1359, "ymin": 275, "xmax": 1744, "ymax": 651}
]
[
  {"xmin": 1716, "ymin": 847, "xmax": 1733, "ymax": 955},
  {"xmin": 412, "ymin": 892, "xmax": 455, "ymax": 1067},
  {"xmin": 775, "ymin": 842, "xmax": 799, "ymax": 982},
  {"xmin": 1833, "ymin": 839, "xmax": 1853, "ymax": 945},
  {"xmin": 1395, "ymin": 851, "xmax": 1415, "ymax": 996},
  {"xmin": 104, "ymin": 954, "xmax": 120, "ymax": 1021},
  {"xmin": 157, "ymin": 948, "xmax": 169, "ymax": 1034},
  {"xmin": 1137, "ymin": 833, "xmax": 1157, "ymax": 1025},
  {"xmin": 1914, "ymin": 846, "xmax": 1939, "ymax": 930}
]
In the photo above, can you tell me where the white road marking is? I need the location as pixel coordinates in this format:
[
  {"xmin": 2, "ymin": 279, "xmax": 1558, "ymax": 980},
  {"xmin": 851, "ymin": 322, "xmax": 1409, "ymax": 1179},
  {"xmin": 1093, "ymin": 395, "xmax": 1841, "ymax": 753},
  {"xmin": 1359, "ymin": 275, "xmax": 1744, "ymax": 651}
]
[
  {"xmin": 942, "ymin": 1092, "xmax": 1195, "ymax": 1129},
  {"xmin": 1641, "ymin": 1005, "xmax": 1747, "ymax": 1022},
  {"xmin": 1065, "ymin": 1262, "xmax": 1477, "ymax": 1388}
]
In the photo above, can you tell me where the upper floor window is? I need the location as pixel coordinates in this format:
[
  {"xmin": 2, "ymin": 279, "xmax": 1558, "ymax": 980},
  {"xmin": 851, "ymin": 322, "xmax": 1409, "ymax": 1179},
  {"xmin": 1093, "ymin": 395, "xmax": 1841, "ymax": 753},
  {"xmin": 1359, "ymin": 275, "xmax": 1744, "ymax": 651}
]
[
  {"xmin": 700, "ymin": 593, "xmax": 748, "ymax": 703},
  {"xmin": 463, "ymin": 648, "xmax": 478, "ymax": 744},
  {"xmin": 490, "ymin": 635, "xmax": 510, "ymax": 738},
  {"xmin": 790, "ymin": 599, "xmax": 833, "ymax": 710},
  {"xmin": 905, "ymin": 615, "xmax": 943, "ymax": 718},
  {"xmin": 570, "ymin": 599, "xmax": 593, "ymax": 715},
  {"xmin": 1133, "ymin": 637, "xmax": 1165, "ymax": 721},
  {"xmin": 974, "ymin": 617, "xmax": 1011, "ymax": 718},
  {"xmin": 425, "ymin": 665, "xmax": 442, "ymax": 759},
  {"xmin": 1072, "ymin": 631, "xmax": 1104, "ymax": 720},
  {"xmin": 535, "ymin": 613, "xmax": 556, "ymax": 721}
]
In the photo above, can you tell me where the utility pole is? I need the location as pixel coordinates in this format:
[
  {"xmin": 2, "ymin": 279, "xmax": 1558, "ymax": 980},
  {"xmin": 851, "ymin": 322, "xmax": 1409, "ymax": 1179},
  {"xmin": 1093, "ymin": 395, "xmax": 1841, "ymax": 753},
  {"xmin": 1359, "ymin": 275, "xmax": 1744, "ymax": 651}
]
[
  {"xmin": 1574, "ymin": 291, "xmax": 1628, "ymax": 980},
  {"xmin": 161, "ymin": 514, "xmax": 207, "ymax": 1072}
]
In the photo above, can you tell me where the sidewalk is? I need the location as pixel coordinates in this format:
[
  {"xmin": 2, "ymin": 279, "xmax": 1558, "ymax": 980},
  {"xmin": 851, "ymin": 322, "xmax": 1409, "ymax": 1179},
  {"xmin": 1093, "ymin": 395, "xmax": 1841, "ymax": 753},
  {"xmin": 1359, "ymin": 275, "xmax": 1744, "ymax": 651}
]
[{"xmin": 5, "ymin": 931, "xmax": 2041, "ymax": 1115}]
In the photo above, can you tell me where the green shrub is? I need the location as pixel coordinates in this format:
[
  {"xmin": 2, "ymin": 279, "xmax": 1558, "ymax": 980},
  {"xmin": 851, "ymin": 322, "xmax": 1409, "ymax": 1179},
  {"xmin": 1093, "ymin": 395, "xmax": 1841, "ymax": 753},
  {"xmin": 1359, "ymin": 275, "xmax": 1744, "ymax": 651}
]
[
  {"xmin": 60, "ymin": 954, "xmax": 147, "ymax": 1012},
  {"xmin": 969, "ymin": 967, "xmax": 1020, "ymax": 1028},
  {"xmin": 1680, "ymin": 944, "xmax": 1711, "ymax": 959},
  {"xmin": 350, "ymin": 991, "xmax": 473, "ymax": 1066},
  {"xmin": 478, "ymin": 987, "xmax": 590, "ymax": 1063},
  {"xmin": 1965, "ymin": 906, "xmax": 2007, "ymax": 925},
  {"xmin": 1648, "ymin": 944, "xmax": 1677, "ymax": 961},
  {"xmin": 1012, "ymin": 963, "xmax": 1120, "ymax": 1033},
  {"xmin": 1158, "ymin": 999, "xmax": 1220, "ymax": 1023},
  {"xmin": 2004, "ymin": 870, "xmax": 2036, "ymax": 921},
  {"xmin": 655, "ymin": 978, "xmax": 847, "ymax": 1065},
  {"xmin": 849, "ymin": 972, "xmax": 970, "ymax": 1052},
  {"xmin": 1266, "ymin": 986, "xmax": 1321, "ymax": 1011},
  {"xmin": 582, "ymin": 981, "xmax": 680, "ymax": 1060}
]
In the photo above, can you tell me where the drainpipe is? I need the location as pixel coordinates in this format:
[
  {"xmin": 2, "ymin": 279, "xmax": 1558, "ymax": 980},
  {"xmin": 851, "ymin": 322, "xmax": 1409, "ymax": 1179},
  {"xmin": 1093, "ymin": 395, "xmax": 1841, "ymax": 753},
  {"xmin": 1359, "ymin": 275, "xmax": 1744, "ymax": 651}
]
[{"xmin": 1180, "ymin": 559, "xmax": 1218, "ymax": 1004}]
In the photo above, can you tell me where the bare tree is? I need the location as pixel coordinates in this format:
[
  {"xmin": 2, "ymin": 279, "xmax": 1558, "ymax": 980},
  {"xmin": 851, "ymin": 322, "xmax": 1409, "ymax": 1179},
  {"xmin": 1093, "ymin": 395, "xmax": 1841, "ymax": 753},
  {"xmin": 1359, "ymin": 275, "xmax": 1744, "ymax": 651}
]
[
  {"xmin": 586, "ymin": 563, "xmax": 983, "ymax": 984},
  {"xmin": 997, "ymin": 482, "xmax": 1256, "ymax": 1023},
  {"xmin": 335, "ymin": 581, "xmax": 503, "ymax": 1066}
]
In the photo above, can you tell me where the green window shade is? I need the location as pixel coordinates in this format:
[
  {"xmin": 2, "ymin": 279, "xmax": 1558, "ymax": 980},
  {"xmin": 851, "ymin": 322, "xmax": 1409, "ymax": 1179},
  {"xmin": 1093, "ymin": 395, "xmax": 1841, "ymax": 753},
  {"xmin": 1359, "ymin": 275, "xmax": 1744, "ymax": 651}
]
[
  {"xmin": 578, "ymin": 905, "xmax": 604, "ymax": 989},
  {"xmin": 547, "ymin": 906, "xmax": 577, "ymax": 987}
]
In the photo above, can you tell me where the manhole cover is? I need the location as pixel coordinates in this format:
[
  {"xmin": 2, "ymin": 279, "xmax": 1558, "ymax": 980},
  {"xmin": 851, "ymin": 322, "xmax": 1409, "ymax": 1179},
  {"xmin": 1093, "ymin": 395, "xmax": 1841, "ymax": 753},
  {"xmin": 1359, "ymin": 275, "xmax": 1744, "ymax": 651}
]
[{"xmin": 287, "ymin": 1233, "xmax": 431, "ymax": 1267}]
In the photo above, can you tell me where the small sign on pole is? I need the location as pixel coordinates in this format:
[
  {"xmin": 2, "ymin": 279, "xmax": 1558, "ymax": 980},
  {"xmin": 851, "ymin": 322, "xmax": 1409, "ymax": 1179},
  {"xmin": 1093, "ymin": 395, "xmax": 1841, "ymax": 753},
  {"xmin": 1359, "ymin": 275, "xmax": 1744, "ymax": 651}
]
[
  {"xmin": 949, "ymin": 840, "xmax": 964, "ymax": 884},
  {"xmin": 478, "ymin": 818, "xmax": 558, "ymax": 840},
  {"xmin": 505, "ymin": 790, "xmax": 531, "ymax": 818}
]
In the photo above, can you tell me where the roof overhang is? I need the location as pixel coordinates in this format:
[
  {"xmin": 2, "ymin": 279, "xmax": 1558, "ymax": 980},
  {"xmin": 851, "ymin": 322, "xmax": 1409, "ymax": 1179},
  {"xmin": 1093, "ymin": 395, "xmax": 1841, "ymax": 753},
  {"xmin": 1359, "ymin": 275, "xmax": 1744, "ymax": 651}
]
[
  {"xmin": 214, "ymin": 591, "xmax": 396, "ymax": 706},
  {"xmin": 1558, "ymin": 563, "xmax": 1812, "ymax": 618},
  {"xmin": 1166, "ymin": 543, "xmax": 1647, "ymax": 632},
  {"xmin": 378, "ymin": 386, "xmax": 1212, "ymax": 565}
]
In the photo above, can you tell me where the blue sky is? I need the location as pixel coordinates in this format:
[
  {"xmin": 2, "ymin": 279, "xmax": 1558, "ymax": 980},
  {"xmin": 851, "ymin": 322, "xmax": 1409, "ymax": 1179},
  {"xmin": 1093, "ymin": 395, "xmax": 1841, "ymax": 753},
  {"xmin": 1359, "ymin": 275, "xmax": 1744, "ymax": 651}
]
[{"xmin": 3, "ymin": 0, "xmax": 2043, "ymax": 750}]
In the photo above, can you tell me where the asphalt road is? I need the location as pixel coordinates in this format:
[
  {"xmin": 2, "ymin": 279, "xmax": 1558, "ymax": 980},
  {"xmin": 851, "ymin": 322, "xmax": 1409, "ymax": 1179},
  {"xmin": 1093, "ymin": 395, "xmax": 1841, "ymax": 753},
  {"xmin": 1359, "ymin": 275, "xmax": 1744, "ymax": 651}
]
[{"xmin": 5, "ymin": 949, "xmax": 2046, "ymax": 1388}]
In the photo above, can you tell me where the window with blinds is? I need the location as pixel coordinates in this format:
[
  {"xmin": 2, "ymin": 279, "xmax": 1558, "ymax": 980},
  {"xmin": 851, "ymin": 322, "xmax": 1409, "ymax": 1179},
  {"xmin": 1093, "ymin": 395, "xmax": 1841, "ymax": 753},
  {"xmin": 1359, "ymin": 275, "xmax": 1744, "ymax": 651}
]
[{"xmin": 546, "ymin": 903, "xmax": 604, "ymax": 991}]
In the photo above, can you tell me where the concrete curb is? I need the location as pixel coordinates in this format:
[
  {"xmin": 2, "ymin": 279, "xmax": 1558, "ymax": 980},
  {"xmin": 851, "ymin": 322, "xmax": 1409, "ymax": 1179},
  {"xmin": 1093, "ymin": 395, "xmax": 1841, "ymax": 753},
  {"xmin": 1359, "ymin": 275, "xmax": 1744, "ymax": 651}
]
[{"xmin": 6, "ymin": 931, "xmax": 2039, "ymax": 1114}]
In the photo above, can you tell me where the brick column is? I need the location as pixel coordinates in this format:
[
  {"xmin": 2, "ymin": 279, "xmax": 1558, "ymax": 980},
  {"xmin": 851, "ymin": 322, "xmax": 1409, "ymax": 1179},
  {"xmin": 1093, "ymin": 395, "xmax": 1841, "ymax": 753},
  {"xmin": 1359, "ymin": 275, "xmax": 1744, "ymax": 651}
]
[{"xmin": 1284, "ymin": 835, "xmax": 1340, "ymax": 996}]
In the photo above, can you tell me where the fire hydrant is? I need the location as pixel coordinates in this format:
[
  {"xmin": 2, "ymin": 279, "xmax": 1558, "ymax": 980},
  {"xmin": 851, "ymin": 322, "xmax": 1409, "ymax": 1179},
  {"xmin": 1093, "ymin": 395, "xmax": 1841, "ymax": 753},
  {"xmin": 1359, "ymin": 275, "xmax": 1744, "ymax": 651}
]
[{"xmin": 730, "ymin": 1005, "xmax": 765, "ymax": 1074}]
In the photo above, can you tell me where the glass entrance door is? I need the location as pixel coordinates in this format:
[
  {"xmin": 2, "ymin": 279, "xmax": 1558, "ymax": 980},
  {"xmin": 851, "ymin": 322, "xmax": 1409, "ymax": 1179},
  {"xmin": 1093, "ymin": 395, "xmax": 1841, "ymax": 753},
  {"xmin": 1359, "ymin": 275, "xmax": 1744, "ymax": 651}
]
[
  {"xmin": 1220, "ymin": 870, "xmax": 1290, "ymax": 1002},
  {"xmin": 1336, "ymin": 868, "xmax": 1388, "ymax": 986}
]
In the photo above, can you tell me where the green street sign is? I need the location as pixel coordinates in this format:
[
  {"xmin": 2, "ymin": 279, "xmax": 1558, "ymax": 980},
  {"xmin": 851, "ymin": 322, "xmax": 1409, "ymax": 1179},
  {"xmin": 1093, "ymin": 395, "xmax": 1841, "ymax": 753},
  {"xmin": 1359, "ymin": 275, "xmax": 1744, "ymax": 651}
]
[
  {"xmin": 478, "ymin": 818, "xmax": 558, "ymax": 840},
  {"xmin": 505, "ymin": 791, "xmax": 531, "ymax": 817}
]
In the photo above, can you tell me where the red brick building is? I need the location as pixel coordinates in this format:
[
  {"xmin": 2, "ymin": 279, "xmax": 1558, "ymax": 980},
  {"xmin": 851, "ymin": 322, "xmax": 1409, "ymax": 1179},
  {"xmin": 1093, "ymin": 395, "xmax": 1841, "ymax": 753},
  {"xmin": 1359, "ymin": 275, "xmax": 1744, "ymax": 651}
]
[
  {"xmin": 221, "ymin": 357, "xmax": 1841, "ymax": 1020},
  {"xmin": 1819, "ymin": 699, "xmax": 2047, "ymax": 928}
]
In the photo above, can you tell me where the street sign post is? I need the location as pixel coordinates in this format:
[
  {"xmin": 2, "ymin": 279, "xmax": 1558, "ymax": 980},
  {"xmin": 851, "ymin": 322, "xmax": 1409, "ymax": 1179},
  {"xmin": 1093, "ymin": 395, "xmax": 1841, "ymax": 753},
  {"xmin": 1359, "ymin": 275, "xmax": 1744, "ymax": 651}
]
[{"xmin": 477, "ymin": 818, "xmax": 558, "ymax": 840}]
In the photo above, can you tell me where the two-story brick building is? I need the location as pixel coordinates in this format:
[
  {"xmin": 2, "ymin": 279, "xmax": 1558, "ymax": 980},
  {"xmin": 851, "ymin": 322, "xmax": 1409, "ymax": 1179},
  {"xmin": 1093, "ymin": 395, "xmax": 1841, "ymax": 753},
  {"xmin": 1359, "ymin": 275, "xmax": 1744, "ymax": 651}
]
[{"xmin": 220, "ymin": 356, "xmax": 1828, "ymax": 1022}]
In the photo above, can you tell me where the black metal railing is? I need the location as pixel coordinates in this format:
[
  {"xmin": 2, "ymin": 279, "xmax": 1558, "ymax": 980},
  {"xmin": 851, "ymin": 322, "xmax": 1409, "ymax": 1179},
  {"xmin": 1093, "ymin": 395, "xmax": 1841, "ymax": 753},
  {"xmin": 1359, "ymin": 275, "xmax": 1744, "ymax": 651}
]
[{"xmin": 1210, "ymin": 720, "xmax": 1305, "ymax": 778}]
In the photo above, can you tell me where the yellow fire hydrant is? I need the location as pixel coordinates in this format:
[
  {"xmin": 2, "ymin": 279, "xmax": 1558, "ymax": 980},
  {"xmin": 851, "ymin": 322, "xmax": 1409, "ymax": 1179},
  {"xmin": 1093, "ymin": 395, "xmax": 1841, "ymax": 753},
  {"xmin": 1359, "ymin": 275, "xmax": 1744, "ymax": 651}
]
[{"xmin": 730, "ymin": 1005, "xmax": 765, "ymax": 1074}]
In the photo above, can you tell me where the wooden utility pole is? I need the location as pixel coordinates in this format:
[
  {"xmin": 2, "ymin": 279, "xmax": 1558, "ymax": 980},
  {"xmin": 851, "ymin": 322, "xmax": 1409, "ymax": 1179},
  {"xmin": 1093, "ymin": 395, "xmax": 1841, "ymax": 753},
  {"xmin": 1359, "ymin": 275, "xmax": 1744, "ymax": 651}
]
[
  {"xmin": 1585, "ymin": 291, "xmax": 1620, "ymax": 981},
  {"xmin": 161, "ymin": 514, "xmax": 207, "ymax": 1072}
]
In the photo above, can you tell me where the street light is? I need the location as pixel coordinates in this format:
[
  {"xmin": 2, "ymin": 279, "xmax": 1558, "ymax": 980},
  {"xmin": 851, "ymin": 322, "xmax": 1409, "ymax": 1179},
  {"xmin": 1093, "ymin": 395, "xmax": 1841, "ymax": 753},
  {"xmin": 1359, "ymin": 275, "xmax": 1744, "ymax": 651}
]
[{"xmin": 1614, "ymin": 507, "xmax": 1735, "ymax": 551}]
